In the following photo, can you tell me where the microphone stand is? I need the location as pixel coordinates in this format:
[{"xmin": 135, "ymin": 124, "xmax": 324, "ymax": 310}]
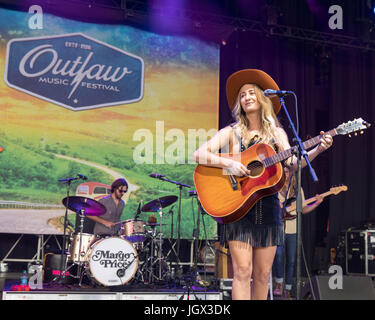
[
  {"xmin": 279, "ymin": 95, "xmax": 318, "ymax": 301},
  {"xmin": 158, "ymin": 176, "xmax": 191, "ymax": 272}
]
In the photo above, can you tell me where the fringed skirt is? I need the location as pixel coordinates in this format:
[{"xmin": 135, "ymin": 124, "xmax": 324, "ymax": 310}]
[{"xmin": 224, "ymin": 194, "xmax": 284, "ymax": 248}]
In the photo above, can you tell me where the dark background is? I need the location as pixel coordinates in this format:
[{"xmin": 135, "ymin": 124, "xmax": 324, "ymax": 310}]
[{"xmin": 0, "ymin": 0, "xmax": 374, "ymax": 276}]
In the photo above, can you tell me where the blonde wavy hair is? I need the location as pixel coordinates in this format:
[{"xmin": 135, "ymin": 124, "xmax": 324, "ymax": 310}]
[{"xmin": 231, "ymin": 84, "xmax": 285, "ymax": 150}]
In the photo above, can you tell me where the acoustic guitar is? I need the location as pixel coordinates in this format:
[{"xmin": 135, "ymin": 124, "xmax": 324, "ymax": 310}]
[
  {"xmin": 282, "ymin": 185, "xmax": 348, "ymax": 220},
  {"xmin": 194, "ymin": 118, "xmax": 370, "ymax": 224}
]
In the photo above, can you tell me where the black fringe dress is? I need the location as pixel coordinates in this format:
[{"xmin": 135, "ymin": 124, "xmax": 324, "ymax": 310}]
[{"xmin": 224, "ymin": 136, "xmax": 284, "ymax": 248}]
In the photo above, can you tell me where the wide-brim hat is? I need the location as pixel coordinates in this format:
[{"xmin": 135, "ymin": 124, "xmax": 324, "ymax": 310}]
[{"xmin": 226, "ymin": 69, "xmax": 281, "ymax": 114}]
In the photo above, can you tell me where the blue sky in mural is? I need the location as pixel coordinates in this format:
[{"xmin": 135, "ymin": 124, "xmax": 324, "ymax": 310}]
[{"xmin": 0, "ymin": 7, "xmax": 219, "ymax": 69}]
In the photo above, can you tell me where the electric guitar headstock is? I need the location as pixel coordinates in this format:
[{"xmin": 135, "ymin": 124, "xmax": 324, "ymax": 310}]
[
  {"xmin": 329, "ymin": 185, "xmax": 348, "ymax": 195},
  {"xmin": 336, "ymin": 118, "xmax": 371, "ymax": 137}
]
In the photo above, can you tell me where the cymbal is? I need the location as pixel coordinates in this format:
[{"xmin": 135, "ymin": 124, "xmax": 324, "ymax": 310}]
[
  {"xmin": 62, "ymin": 196, "xmax": 106, "ymax": 216},
  {"xmin": 141, "ymin": 195, "xmax": 178, "ymax": 212}
]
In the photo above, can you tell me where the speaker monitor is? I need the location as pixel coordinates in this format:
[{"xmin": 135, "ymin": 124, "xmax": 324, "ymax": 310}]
[{"xmin": 302, "ymin": 275, "xmax": 375, "ymax": 300}]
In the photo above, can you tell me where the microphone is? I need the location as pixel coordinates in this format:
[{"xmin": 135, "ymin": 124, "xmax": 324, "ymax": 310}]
[
  {"xmin": 149, "ymin": 173, "xmax": 165, "ymax": 179},
  {"xmin": 264, "ymin": 89, "xmax": 293, "ymax": 97},
  {"xmin": 77, "ymin": 174, "xmax": 87, "ymax": 180},
  {"xmin": 58, "ymin": 176, "xmax": 78, "ymax": 182}
]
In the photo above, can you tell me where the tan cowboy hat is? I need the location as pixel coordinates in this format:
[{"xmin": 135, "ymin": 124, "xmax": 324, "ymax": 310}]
[{"xmin": 226, "ymin": 69, "xmax": 281, "ymax": 114}]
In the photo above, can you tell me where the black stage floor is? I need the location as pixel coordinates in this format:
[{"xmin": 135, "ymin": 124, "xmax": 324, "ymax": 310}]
[{"xmin": 0, "ymin": 271, "xmax": 224, "ymax": 300}]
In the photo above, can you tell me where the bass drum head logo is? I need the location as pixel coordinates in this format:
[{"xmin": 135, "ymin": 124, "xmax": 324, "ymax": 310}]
[
  {"xmin": 4, "ymin": 33, "xmax": 144, "ymax": 111},
  {"xmin": 88, "ymin": 237, "xmax": 138, "ymax": 286}
]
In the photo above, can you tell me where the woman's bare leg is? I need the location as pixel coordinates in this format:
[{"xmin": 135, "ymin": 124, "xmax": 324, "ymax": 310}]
[
  {"xmin": 251, "ymin": 245, "xmax": 277, "ymax": 300},
  {"xmin": 228, "ymin": 241, "xmax": 253, "ymax": 300}
]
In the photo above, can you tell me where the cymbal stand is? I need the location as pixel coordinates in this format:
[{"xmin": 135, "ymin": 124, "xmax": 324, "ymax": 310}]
[
  {"xmin": 158, "ymin": 206, "xmax": 165, "ymax": 280},
  {"xmin": 158, "ymin": 177, "xmax": 191, "ymax": 270},
  {"xmin": 141, "ymin": 225, "xmax": 167, "ymax": 284},
  {"xmin": 55, "ymin": 178, "xmax": 76, "ymax": 283},
  {"xmin": 50, "ymin": 207, "xmax": 87, "ymax": 285},
  {"xmin": 179, "ymin": 195, "xmax": 202, "ymax": 300},
  {"xmin": 76, "ymin": 209, "xmax": 85, "ymax": 284}
]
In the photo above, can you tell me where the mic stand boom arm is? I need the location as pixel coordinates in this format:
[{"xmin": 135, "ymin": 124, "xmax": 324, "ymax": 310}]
[{"xmin": 279, "ymin": 95, "xmax": 318, "ymax": 301}]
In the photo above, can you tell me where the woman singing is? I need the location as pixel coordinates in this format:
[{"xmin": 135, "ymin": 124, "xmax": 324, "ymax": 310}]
[{"xmin": 193, "ymin": 69, "xmax": 333, "ymax": 300}]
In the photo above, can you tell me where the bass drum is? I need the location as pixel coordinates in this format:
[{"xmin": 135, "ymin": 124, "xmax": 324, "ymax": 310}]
[{"xmin": 87, "ymin": 237, "xmax": 138, "ymax": 286}]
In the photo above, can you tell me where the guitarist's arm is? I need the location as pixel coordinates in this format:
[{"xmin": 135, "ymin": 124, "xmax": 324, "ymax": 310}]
[
  {"xmin": 302, "ymin": 194, "xmax": 324, "ymax": 214},
  {"xmin": 193, "ymin": 126, "xmax": 250, "ymax": 176},
  {"xmin": 278, "ymin": 129, "xmax": 333, "ymax": 172}
]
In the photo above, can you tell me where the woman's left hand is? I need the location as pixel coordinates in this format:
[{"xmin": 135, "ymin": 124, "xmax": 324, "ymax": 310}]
[{"xmin": 317, "ymin": 131, "xmax": 333, "ymax": 153}]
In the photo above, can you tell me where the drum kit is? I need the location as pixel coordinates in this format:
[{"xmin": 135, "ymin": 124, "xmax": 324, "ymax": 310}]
[{"xmin": 55, "ymin": 195, "xmax": 179, "ymax": 287}]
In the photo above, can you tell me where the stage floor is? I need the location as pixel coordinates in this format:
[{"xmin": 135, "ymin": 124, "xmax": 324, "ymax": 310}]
[{"xmin": 1, "ymin": 275, "xmax": 223, "ymax": 300}]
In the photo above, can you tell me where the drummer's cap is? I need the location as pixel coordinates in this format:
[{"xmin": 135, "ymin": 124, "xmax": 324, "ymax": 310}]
[{"xmin": 111, "ymin": 178, "xmax": 128, "ymax": 193}]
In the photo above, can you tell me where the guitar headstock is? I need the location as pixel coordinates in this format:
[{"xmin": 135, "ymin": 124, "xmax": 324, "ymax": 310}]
[
  {"xmin": 336, "ymin": 118, "xmax": 371, "ymax": 137},
  {"xmin": 329, "ymin": 185, "xmax": 348, "ymax": 195}
]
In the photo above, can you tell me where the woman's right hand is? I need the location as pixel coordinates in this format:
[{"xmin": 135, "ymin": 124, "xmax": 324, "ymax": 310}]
[{"xmin": 227, "ymin": 159, "xmax": 250, "ymax": 177}]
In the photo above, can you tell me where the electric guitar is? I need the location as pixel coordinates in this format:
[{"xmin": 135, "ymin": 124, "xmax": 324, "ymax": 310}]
[
  {"xmin": 282, "ymin": 185, "xmax": 348, "ymax": 220},
  {"xmin": 194, "ymin": 118, "xmax": 370, "ymax": 224}
]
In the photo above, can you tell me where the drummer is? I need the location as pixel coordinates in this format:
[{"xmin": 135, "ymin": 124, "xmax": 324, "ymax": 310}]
[{"xmin": 88, "ymin": 178, "xmax": 128, "ymax": 237}]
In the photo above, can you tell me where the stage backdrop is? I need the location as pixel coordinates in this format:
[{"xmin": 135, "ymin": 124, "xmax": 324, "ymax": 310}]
[{"xmin": 0, "ymin": 7, "xmax": 219, "ymax": 239}]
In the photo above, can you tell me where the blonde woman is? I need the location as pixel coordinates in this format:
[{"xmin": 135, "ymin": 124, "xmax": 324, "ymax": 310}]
[{"xmin": 193, "ymin": 69, "xmax": 333, "ymax": 300}]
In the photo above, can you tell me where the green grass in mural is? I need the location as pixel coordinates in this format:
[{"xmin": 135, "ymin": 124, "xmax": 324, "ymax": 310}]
[{"xmin": 0, "ymin": 132, "xmax": 217, "ymax": 239}]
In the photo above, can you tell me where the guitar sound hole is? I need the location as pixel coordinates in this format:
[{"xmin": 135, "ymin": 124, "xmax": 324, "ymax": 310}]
[{"xmin": 247, "ymin": 161, "xmax": 264, "ymax": 177}]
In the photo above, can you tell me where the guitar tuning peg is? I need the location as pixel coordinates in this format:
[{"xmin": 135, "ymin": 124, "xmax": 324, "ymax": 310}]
[
  {"xmin": 354, "ymin": 132, "xmax": 358, "ymax": 136},
  {"xmin": 348, "ymin": 134, "xmax": 351, "ymax": 138},
  {"xmin": 360, "ymin": 130, "xmax": 364, "ymax": 134}
]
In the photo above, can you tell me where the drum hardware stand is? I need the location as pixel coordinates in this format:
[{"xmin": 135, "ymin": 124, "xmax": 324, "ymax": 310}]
[
  {"xmin": 55, "ymin": 176, "xmax": 76, "ymax": 283},
  {"xmin": 165, "ymin": 205, "xmax": 180, "ymax": 275},
  {"xmin": 179, "ymin": 194, "xmax": 204, "ymax": 300},
  {"xmin": 49, "ymin": 208, "xmax": 88, "ymax": 286},
  {"xmin": 157, "ymin": 176, "xmax": 191, "ymax": 272},
  {"xmin": 75, "ymin": 208, "xmax": 86, "ymax": 285},
  {"xmin": 145, "ymin": 208, "xmax": 168, "ymax": 284}
]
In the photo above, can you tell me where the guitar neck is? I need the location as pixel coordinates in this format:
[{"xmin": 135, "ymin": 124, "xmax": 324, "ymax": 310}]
[
  {"xmin": 263, "ymin": 128, "xmax": 337, "ymax": 167},
  {"xmin": 303, "ymin": 190, "xmax": 334, "ymax": 206},
  {"xmin": 286, "ymin": 189, "xmax": 344, "ymax": 213}
]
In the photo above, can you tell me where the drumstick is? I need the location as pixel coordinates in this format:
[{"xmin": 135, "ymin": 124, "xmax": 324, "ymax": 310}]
[
  {"xmin": 114, "ymin": 220, "xmax": 146, "ymax": 226},
  {"xmin": 114, "ymin": 220, "xmax": 129, "ymax": 225}
]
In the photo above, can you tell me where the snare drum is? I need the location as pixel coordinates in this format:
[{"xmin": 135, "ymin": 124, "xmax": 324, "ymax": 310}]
[
  {"xmin": 87, "ymin": 237, "xmax": 138, "ymax": 286},
  {"xmin": 68, "ymin": 233, "xmax": 97, "ymax": 263},
  {"xmin": 120, "ymin": 219, "xmax": 146, "ymax": 243}
]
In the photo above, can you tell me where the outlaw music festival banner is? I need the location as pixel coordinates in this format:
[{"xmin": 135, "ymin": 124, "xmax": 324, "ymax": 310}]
[{"xmin": 0, "ymin": 7, "xmax": 219, "ymax": 239}]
